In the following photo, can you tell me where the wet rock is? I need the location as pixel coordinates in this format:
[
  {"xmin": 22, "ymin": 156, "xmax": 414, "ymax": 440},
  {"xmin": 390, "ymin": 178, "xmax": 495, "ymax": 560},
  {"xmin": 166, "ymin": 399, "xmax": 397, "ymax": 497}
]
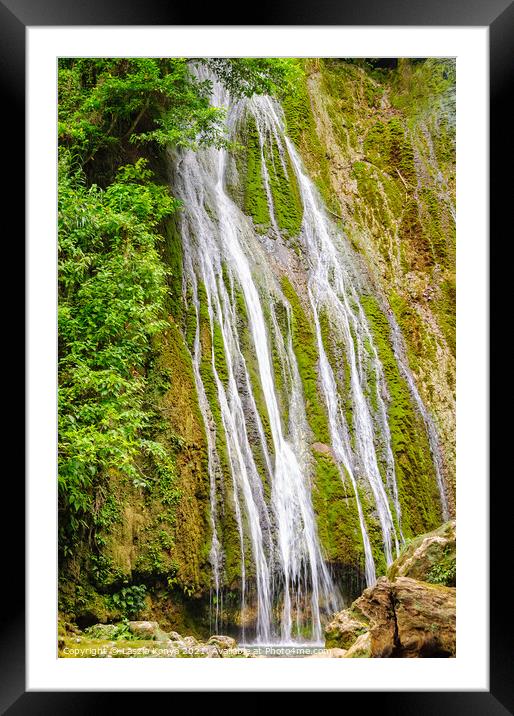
[
  {"xmin": 180, "ymin": 635, "xmax": 199, "ymax": 647},
  {"xmin": 167, "ymin": 631, "xmax": 183, "ymax": 642},
  {"xmin": 325, "ymin": 523, "xmax": 457, "ymax": 658},
  {"xmin": 311, "ymin": 442, "xmax": 336, "ymax": 461}
]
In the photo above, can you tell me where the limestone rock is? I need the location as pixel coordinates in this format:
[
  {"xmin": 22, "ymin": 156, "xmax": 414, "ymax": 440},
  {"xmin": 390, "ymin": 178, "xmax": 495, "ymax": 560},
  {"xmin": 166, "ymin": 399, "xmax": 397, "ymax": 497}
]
[
  {"xmin": 127, "ymin": 620, "xmax": 169, "ymax": 641},
  {"xmin": 167, "ymin": 631, "xmax": 182, "ymax": 642},
  {"xmin": 343, "ymin": 632, "xmax": 372, "ymax": 658},
  {"xmin": 352, "ymin": 577, "xmax": 396, "ymax": 657},
  {"xmin": 180, "ymin": 635, "xmax": 199, "ymax": 647},
  {"xmin": 392, "ymin": 577, "xmax": 456, "ymax": 657},
  {"xmin": 324, "ymin": 609, "xmax": 368, "ymax": 649},
  {"xmin": 311, "ymin": 442, "xmax": 336, "ymax": 460},
  {"xmin": 324, "ymin": 523, "xmax": 457, "ymax": 658}
]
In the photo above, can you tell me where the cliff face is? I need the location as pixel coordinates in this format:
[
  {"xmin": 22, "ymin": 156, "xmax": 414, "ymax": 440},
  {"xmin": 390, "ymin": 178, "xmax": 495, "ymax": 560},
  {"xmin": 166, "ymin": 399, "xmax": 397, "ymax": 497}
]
[
  {"xmin": 58, "ymin": 59, "xmax": 455, "ymax": 637},
  {"xmin": 285, "ymin": 59, "xmax": 455, "ymax": 514}
]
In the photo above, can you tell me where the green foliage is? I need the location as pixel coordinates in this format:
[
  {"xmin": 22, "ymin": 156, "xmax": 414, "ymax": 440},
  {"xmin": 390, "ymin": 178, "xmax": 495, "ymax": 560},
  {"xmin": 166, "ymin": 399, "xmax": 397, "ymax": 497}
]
[
  {"xmin": 427, "ymin": 559, "xmax": 456, "ymax": 587},
  {"xmin": 108, "ymin": 585, "xmax": 147, "ymax": 618},
  {"xmin": 58, "ymin": 58, "xmax": 296, "ymax": 176},
  {"xmin": 58, "ymin": 58, "xmax": 225, "ymax": 167},
  {"xmin": 426, "ymin": 545, "xmax": 456, "ymax": 587},
  {"xmin": 58, "ymin": 155, "xmax": 179, "ymax": 550},
  {"xmin": 58, "ymin": 57, "xmax": 289, "ymax": 603},
  {"xmin": 203, "ymin": 58, "xmax": 301, "ymax": 99},
  {"xmin": 84, "ymin": 619, "xmax": 135, "ymax": 641}
]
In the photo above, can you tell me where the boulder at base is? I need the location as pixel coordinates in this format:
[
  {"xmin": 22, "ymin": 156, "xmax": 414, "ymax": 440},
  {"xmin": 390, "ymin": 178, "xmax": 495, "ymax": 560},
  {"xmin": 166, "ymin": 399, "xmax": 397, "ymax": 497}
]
[
  {"xmin": 324, "ymin": 521, "xmax": 456, "ymax": 658},
  {"xmin": 127, "ymin": 621, "xmax": 170, "ymax": 641}
]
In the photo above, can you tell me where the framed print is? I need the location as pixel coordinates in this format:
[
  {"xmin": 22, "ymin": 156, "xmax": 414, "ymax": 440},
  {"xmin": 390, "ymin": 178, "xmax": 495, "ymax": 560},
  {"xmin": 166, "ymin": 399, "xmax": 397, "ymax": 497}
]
[{"xmin": 7, "ymin": 0, "xmax": 510, "ymax": 708}]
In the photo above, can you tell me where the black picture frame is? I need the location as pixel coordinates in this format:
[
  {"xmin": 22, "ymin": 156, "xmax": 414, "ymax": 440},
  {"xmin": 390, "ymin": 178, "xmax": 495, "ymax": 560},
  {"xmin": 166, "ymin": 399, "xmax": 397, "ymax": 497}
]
[{"xmin": 8, "ymin": 0, "xmax": 510, "ymax": 710}]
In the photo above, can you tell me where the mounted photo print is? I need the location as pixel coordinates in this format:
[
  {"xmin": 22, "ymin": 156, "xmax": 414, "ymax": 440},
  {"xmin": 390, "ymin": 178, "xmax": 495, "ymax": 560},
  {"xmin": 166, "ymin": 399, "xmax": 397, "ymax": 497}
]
[
  {"xmin": 56, "ymin": 56, "xmax": 456, "ymax": 659},
  {"xmin": 22, "ymin": 20, "xmax": 494, "ymax": 701}
]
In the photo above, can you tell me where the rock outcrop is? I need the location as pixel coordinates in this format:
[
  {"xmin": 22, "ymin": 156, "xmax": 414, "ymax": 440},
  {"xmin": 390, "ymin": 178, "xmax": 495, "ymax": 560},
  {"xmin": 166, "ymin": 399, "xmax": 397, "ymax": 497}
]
[
  {"xmin": 324, "ymin": 522, "xmax": 456, "ymax": 658},
  {"xmin": 128, "ymin": 620, "xmax": 170, "ymax": 641},
  {"xmin": 388, "ymin": 520, "xmax": 456, "ymax": 585}
]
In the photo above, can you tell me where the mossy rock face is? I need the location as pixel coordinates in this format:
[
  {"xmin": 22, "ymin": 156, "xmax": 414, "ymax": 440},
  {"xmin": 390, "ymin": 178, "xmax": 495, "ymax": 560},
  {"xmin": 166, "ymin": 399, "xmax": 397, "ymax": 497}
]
[
  {"xmin": 232, "ymin": 109, "xmax": 304, "ymax": 237},
  {"xmin": 226, "ymin": 111, "xmax": 270, "ymax": 232},
  {"xmin": 311, "ymin": 452, "xmax": 364, "ymax": 568},
  {"xmin": 281, "ymin": 276, "xmax": 330, "ymax": 444},
  {"xmin": 363, "ymin": 118, "xmax": 416, "ymax": 186},
  {"xmin": 360, "ymin": 294, "xmax": 442, "ymax": 537},
  {"xmin": 289, "ymin": 58, "xmax": 455, "ymax": 518},
  {"xmin": 282, "ymin": 64, "xmax": 340, "ymax": 216},
  {"xmin": 388, "ymin": 520, "xmax": 456, "ymax": 586},
  {"xmin": 262, "ymin": 133, "xmax": 303, "ymax": 236}
]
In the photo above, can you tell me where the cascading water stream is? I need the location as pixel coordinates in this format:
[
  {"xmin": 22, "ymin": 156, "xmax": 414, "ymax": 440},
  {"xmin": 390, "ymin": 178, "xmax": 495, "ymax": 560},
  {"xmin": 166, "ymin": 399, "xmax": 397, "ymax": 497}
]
[{"xmin": 172, "ymin": 71, "xmax": 449, "ymax": 643}]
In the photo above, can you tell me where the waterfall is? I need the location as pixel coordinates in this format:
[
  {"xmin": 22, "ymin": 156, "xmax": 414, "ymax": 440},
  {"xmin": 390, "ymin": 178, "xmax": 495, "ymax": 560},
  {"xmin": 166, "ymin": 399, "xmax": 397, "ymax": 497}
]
[{"xmin": 172, "ymin": 72, "xmax": 448, "ymax": 643}]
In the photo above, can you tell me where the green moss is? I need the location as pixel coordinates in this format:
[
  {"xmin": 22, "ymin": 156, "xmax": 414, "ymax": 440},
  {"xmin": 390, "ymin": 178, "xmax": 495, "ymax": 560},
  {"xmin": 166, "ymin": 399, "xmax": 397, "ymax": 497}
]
[
  {"xmin": 399, "ymin": 197, "xmax": 435, "ymax": 270},
  {"xmin": 263, "ymin": 135, "xmax": 303, "ymax": 236},
  {"xmin": 352, "ymin": 161, "xmax": 402, "ymax": 258},
  {"xmin": 183, "ymin": 286, "xmax": 198, "ymax": 353},
  {"xmin": 311, "ymin": 452, "xmax": 363, "ymax": 567},
  {"xmin": 434, "ymin": 276, "xmax": 456, "ymax": 358},
  {"xmin": 212, "ymin": 319, "xmax": 229, "ymax": 387},
  {"xmin": 360, "ymin": 294, "xmax": 442, "ymax": 538},
  {"xmin": 282, "ymin": 67, "xmax": 340, "ymax": 215},
  {"xmin": 241, "ymin": 114, "xmax": 270, "ymax": 231},
  {"xmin": 389, "ymin": 291, "xmax": 437, "ymax": 374},
  {"xmin": 281, "ymin": 276, "xmax": 330, "ymax": 444},
  {"xmin": 419, "ymin": 186, "xmax": 451, "ymax": 265},
  {"xmin": 389, "ymin": 59, "xmax": 456, "ymax": 120}
]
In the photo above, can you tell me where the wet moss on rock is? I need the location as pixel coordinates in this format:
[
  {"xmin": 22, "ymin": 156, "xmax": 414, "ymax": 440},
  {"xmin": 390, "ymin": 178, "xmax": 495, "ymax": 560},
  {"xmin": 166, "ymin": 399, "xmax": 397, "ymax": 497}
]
[
  {"xmin": 240, "ymin": 114, "xmax": 271, "ymax": 232},
  {"xmin": 281, "ymin": 276, "xmax": 330, "ymax": 444},
  {"xmin": 360, "ymin": 294, "xmax": 442, "ymax": 538},
  {"xmin": 311, "ymin": 451, "xmax": 364, "ymax": 568},
  {"xmin": 263, "ymin": 135, "xmax": 303, "ymax": 236}
]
